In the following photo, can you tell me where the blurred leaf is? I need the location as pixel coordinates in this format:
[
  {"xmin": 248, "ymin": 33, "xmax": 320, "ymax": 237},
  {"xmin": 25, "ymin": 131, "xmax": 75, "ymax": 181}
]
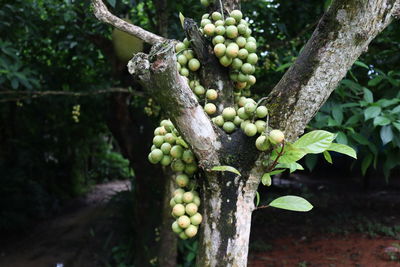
[
  {"xmin": 304, "ymin": 154, "xmax": 318, "ymax": 171},
  {"xmin": 380, "ymin": 125, "xmax": 393, "ymax": 145},
  {"xmin": 269, "ymin": 195, "xmax": 313, "ymax": 212},
  {"xmin": 368, "ymin": 75, "xmax": 384, "ymax": 87},
  {"xmin": 361, "ymin": 154, "xmax": 373, "ymax": 176},
  {"xmin": 332, "ymin": 105, "xmax": 343, "ymax": 124},
  {"xmin": 364, "ymin": 106, "xmax": 381, "ymax": 120},
  {"xmin": 211, "ymin": 165, "xmax": 241, "ymax": 176},
  {"xmin": 354, "ymin": 60, "xmax": 369, "ymax": 69},
  {"xmin": 335, "ymin": 131, "xmax": 348, "ymax": 145},
  {"xmin": 363, "ymin": 88, "xmax": 373, "ymax": 103},
  {"xmin": 107, "ymin": 0, "xmax": 116, "ymax": 8},
  {"xmin": 373, "ymin": 116, "xmax": 391, "ymax": 126}
]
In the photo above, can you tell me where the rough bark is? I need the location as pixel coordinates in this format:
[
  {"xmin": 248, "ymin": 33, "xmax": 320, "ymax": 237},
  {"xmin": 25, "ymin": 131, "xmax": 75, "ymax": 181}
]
[{"xmin": 266, "ymin": 0, "xmax": 400, "ymax": 142}]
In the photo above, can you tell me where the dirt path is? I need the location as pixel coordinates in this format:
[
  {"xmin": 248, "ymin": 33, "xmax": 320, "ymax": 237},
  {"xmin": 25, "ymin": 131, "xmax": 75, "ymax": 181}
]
[{"xmin": 0, "ymin": 180, "xmax": 130, "ymax": 267}]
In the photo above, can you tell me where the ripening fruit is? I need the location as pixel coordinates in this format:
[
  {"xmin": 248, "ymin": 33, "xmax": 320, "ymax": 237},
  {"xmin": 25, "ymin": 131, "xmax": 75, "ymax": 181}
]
[
  {"xmin": 150, "ymin": 149, "xmax": 163, "ymax": 162},
  {"xmin": 170, "ymin": 198, "xmax": 176, "ymax": 208},
  {"xmin": 245, "ymin": 41, "xmax": 257, "ymax": 53},
  {"xmin": 240, "ymin": 120, "xmax": 250, "ymax": 131},
  {"xmin": 182, "ymin": 150, "xmax": 195, "ymax": 164},
  {"xmin": 256, "ymin": 106, "xmax": 268, "ymax": 118},
  {"xmin": 222, "ymin": 107, "xmax": 237, "ymax": 121},
  {"xmin": 160, "ymin": 155, "xmax": 172, "ymax": 166},
  {"xmin": 223, "ymin": 121, "xmax": 236, "ymax": 133},
  {"xmin": 247, "ymin": 36, "xmax": 256, "ymax": 43},
  {"xmin": 214, "ymin": 43, "xmax": 226, "ymax": 58},
  {"xmin": 172, "ymin": 204, "xmax": 186, "ymax": 217},
  {"xmin": 269, "ymin": 129, "xmax": 285, "ymax": 144},
  {"xmin": 247, "ymin": 53, "xmax": 258, "ymax": 64},
  {"xmin": 183, "ymin": 49, "xmax": 194, "ymax": 60},
  {"xmin": 176, "ymin": 173, "xmax": 190, "ymax": 187},
  {"xmin": 255, "ymin": 120, "xmax": 266, "ymax": 133},
  {"xmin": 183, "ymin": 38, "xmax": 190, "ymax": 47},
  {"xmin": 219, "ymin": 55, "xmax": 232, "ymax": 67},
  {"xmin": 148, "ymin": 153, "xmax": 158, "ymax": 164},
  {"xmin": 237, "ymin": 72, "xmax": 249, "ymax": 82},
  {"xmin": 182, "ymin": 191, "xmax": 195, "ymax": 203},
  {"xmin": 237, "ymin": 24, "xmax": 247, "ymax": 35},
  {"xmin": 226, "ymin": 25, "xmax": 238, "ymax": 39},
  {"xmin": 172, "ymin": 159, "xmax": 185, "ymax": 172},
  {"xmin": 230, "ymin": 72, "xmax": 238, "ymax": 81},
  {"xmin": 190, "ymin": 213, "xmax": 203, "ymax": 225},
  {"xmin": 213, "ymin": 35, "xmax": 225, "ymax": 45},
  {"xmin": 215, "ymin": 19, "xmax": 224, "ymax": 26},
  {"xmin": 230, "ymin": 10, "xmax": 243, "ymax": 22},
  {"xmin": 244, "ymin": 123, "xmax": 257, "ymax": 136},
  {"xmin": 225, "ymin": 17, "xmax": 236, "ymax": 26},
  {"xmin": 238, "ymin": 48, "xmax": 249, "ymax": 60},
  {"xmin": 204, "ymin": 23, "xmax": 216, "ymax": 36},
  {"xmin": 174, "ymin": 188, "xmax": 185, "ymax": 196},
  {"xmin": 206, "ymin": 89, "xmax": 218, "ymax": 100},
  {"xmin": 215, "ymin": 25, "xmax": 226, "ymax": 36},
  {"xmin": 193, "ymin": 196, "xmax": 201, "ymax": 207},
  {"xmin": 184, "ymin": 163, "xmax": 198, "ymax": 175},
  {"xmin": 214, "ymin": 115, "xmax": 224, "ymax": 127},
  {"xmin": 153, "ymin": 135, "xmax": 164, "ymax": 147},
  {"xmin": 204, "ymin": 103, "xmax": 217, "ymax": 115},
  {"xmin": 236, "ymin": 36, "xmax": 247, "ymax": 48},
  {"xmin": 255, "ymin": 135, "xmax": 270, "ymax": 151},
  {"xmin": 247, "ymin": 75, "xmax": 256, "ymax": 86},
  {"xmin": 154, "ymin": 126, "xmax": 167, "ymax": 136},
  {"xmin": 194, "ymin": 85, "xmax": 205, "ymax": 95},
  {"xmin": 185, "ymin": 203, "xmax": 198, "ymax": 216},
  {"xmin": 232, "ymin": 58, "xmax": 243, "ymax": 70},
  {"xmin": 201, "ymin": 18, "xmax": 212, "ymax": 27},
  {"xmin": 161, "ymin": 142, "xmax": 172, "ymax": 154},
  {"xmin": 170, "ymin": 145, "xmax": 184, "ymax": 158},
  {"xmin": 241, "ymin": 63, "xmax": 253, "ymax": 74},
  {"xmin": 174, "ymin": 193, "xmax": 183, "ymax": 204},
  {"xmin": 212, "ymin": 11, "xmax": 222, "ymax": 21},
  {"xmin": 235, "ymin": 81, "xmax": 247, "ymax": 90},
  {"xmin": 164, "ymin": 133, "xmax": 176, "ymax": 144},
  {"xmin": 202, "ymin": 13, "xmax": 210, "ymax": 19},
  {"xmin": 177, "ymin": 215, "xmax": 191, "ymax": 228},
  {"xmin": 238, "ymin": 97, "xmax": 247, "ymax": 107},
  {"xmin": 200, "ymin": 0, "xmax": 210, "ymax": 7},
  {"xmin": 226, "ymin": 43, "xmax": 239, "ymax": 58},
  {"xmin": 172, "ymin": 221, "xmax": 183, "ymax": 234},
  {"xmin": 185, "ymin": 225, "xmax": 198, "ymax": 238},
  {"xmin": 244, "ymin": 102, "xmax": 256, "ymax": 114},
  {"xmin": 177, "ymin": 54, "xmax": 188, "ymax": 65},
  {"xmin": 180, "ymin": 67, "xmax": 189, "ymax": 77},
  {"xmin": 188, "ymin": 58, "xmax": 201, "ymax": 71},
  {"xmin": 175, "ymin": 42, "xmax": 186, "ymax": 53},
  {"xmin": 161, "ymin": 119, "xmax": 174, "ymax": 131}
]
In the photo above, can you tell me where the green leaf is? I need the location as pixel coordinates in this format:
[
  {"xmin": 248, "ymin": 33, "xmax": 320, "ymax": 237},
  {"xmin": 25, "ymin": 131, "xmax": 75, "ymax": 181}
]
[
  {"xmin": 268, "ymin": 169, "xmax": 285, "ymax": 175},
  {"xmin": 268, "ymin": 195, "xmax": 313, "ymax": 212},
  {"xmin": 363, "ymin": 88, "xmax": 374, "ymax": 103},
  {"xmin": 335, "ymin": 131, "xmax": 348, "ymax": 145},
  {"xmin": 304, "ymin": 154, "xmax": 318, "ymax": 171},
  {"xmin": 373, "ymin": 116, "xmax": 391, "ymax": 126},
  {"xmin": 294, "ymin": 130, "xmax": 336, "ymax": 154},
  {"xmin": 327, "ymin": 143, "xmax": 357, "ymax": 159},
  {"xmin": 368, "ymin": 75, "xmax": 384, "ymax": 87},
  {"xmin": 179, "ymin": 12, "xmax": 185, "ymax": 29},
  {"xmin": 391, "ymin": 105, "xmax": 400, "ymax": 114},
  {"xmin": 261, "ymin": 173, "xmax": 271, "ymax": 186},
  {"xmin": 211, "ymin": 165, "xmax": 241, "ymax": 176},
  {"xmin": 332, "ymin": 106, "xmax": 343, "ymax": 124},
  {"xmin": 354, "ymin": 60, "xmax": 369, "ymax": 69},
  {"xmin": 276, "ymin": 62, "xmax": 292, "ymax": 72},
  {"xmin": 393, "ymin": 121, "xmax": 400, "ymax": 132},
  {"xmin": 255, "ymin": 191, "xmax": 260, "ymax": 206},
  {"xmin": 350, "ymin": 132, "xmax": 370, "ymax": 145},
  {"xmin": 107, "ymin": 0, "xmax": 116, "ymax": 8},
  {"xmin": 276, "ymin": 162, "xmax": 303, "ymax": 173},
  {"xmin": 361, "ymin": 153, "xmax": 373, "ymax": 176},
  {"xmin": 364, "ymin": 106, "xmax": 381, "ymax": 120},
  {"xmin": 323, "ymin": 151, "xmax": 332, "ymax": 163},
  {"xmin": 380, "ymin": 125, "xmax": 393, "ymax": 145}
]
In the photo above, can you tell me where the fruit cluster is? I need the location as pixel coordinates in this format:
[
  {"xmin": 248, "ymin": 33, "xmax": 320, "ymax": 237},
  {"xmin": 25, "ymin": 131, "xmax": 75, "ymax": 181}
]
[
  {"xmin": 72, "ymin": 104, "xmax": 80, "ymax": 123},
  {"xmin": 148, "ymin": 119, "xmax": 202, "ymax": 239}
]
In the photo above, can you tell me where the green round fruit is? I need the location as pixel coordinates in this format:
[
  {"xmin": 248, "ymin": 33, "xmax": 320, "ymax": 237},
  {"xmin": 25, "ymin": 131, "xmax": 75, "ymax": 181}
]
[
  {"xmin": 180, "ymin": 67, "xmax": 189, "ymax": 77},
  {"xmin": 200, "ymin": 0, "xmax": 209, "ymax": 7},
  {"xmin": 176, "ymin": 173, "xmax": 190, "ymax": 187},
  {"xmin": 255, "ymin": 135, "xmax": 270, "ymax": 151},
  {"xmin": 269, "ymin": 129, "xmax": 285, "ymax": 144},
  {"xmin": 174, "ymin": 193, "xmax": 183, "ymax": 204},
  {"xmin": 224, "ymin": 39, "xmax": 233, "ymax": 46},
  {"xmin": 244, "ymin": 123, "xmax": 257, "ymax": 136},
  {"xmin": 230, "ymin": 72, "xmax": 238, "ymax": 81},
  {"xmin": 225, "ymin": 17, "xmax": 236, "ymax": 26},
  {"xmin": 206, "ymin": 89, "xmax": 218, "ymax": 100},
  {"xmin": 236, "ymin": 36, "xmax": 247, "ymax": 48},
  {"xmin": 237, "ymin": 24, "xmax": 247, "ymax": 35},
  {"xmin": 190, "ymin": 213, "xmax": 203, "ymax": 225},
  {"xmin": 151, "ymin": 145, "xmax": 156, "ymax": 151},
  {"xmin": 160, "ymin": 155, "xmax": 172, "ymax": 166},
  {"xmin": 175, "ymin": 42, "xmax": 186, "ymax": 53},
  {"xmin": 226, "ymin": 25, "xmax": 238, "ymax": 39},
  {"xmin": 153, "ymin": 135, "xmax": 164, "ymax": 147},
  {"xmin": 154, "ymin": 126, "xmax": 167, "ymax": 135},
  {"xmin": 214, "ymin": 115, "xmax": 225, "ymax": 127},
  {"xmin": 230, "ymin": 10, "xmax": 243, "ymax": 22},
  {"xmin": 177, "ymin": 54, "xmax": 188, "ymax": 65},
  {"xmin": 201, "ymin": 18, "xmax": 212, "ymax": 27},
  {"xmin": 235, "ymin": 81, "xmax": 247, "ymax": 90},
  {"xmin": 172, "ymin": 204, "xmax": 186, "ymax": 217},
  {"xmin": 240, "ymin": 120, "xmax": 250, "ymax": 131},
  {"xmin": 179, "ymin": 231, "xmax": 189, "ymax": 240},
  {"xmin": 247, "ymin": 53, "xmax": 258, "ymax": 64},
  {"xmin": 212, "ymin": 11, "xmax": 222, "ymax": 21},
  {"xmin": 215, "ymin": 25, "xmax": 226, "ymax": 36},
  {"xmin": 172, "ymin": 221, "xmax": 183, "ymax": 234},
  {"xmin": 231, "ymin": 58, "xmax": 243, "ymax": 70},
  {"xmin": 188, "ymin": 58, "xmax": 201, "ymax": 71},
  {"xmin": 238, "ymin": 48, "xmax": 249, "ymax": 60},
  {"xmin": 170, "ymin": 145, "xmax": 184, "ymax": 158},
  {"xmin": 204, "ymin": 103, "xmax": 217, "ymax": 115},
  {"xmin": 233, "ymin": 116, "xmax": 243, "ymax": 126},
  {"xmin": 222, "ymin": 107, "xmax": 237, "ymax": 121},
  {"xmin": 185, "ymin": 225, "xmax": 198, "ymax": 238},
  {"xmin": 215, "ymin": 20, "xmax": 224, "ymax": 27},
  {"xmin": 219, "ymin": 55, "xmax": 232, "ymax": 67},
  {"xmin": 202, "ymin": 13, "xmax": 210, "ymax": 19},
  {"xmin": 255, "ymin": 120, "xmax": 266, "ymax": 133},
  {"xmin": 238, "ymin": 97, "xmax": 247, "ymax": 107},
  {"xmin": 213, "ymin": 35, "xmax": 225, "ymax": 45},
  {"xmin": 247, "ymin": 37, "xmax": 256, "ymax": 43},
  {"xmin": 245, "ymin": 41, "xmax": 257, "ymax": 53},
  {"xmin": 174, "ymin": 188, "xmax": 185, "ymax": 196},
  {"xmin": 256, "ymin": 106, "xmax": 268, "ymax": 118},
  {"xmin": 183, "ymin": 38, "xmax": 190, "ymax": 47},
  {"xmin": 244, "ymin": 102, "xmax": 256, "ymax": 114},
  {"xmin": 247, "ymin": 75, "xmax": 256, "ymax": 86},
  {"xmin": 177, "ymin": 62, "xmax": 181, "ymax": 71},
  {"xmin": 204, "ymin": 23, "xmax": 216, "ymax": 36},
  {"xmin": 161, "ymin": 119, "xmax": 174, "ymax": 131},
  {"xmin": 184, "ymin": 163, "xmax": 198, "ymax": 175},
  {"xmin": 237, "ymin": 72, "xmax": 249, "ymax": 82},
  {"xmin": 171, "ymin": 159, "xmax": 185, "ymax": 172},
  {"xmin": 164, "ymin": 133, "xmax": 176, "ymax": 144},
  {"xmin": 182, "ymin": 192, "xmax": 195, "ymax": 203},
  {"xmin": 223, "ymin": 121, "xmax": 236, "ymax": 133},
  {"xmin": 244, "ymin": 28, "xmax": 252, "ymax": 37},
  {"xmin": 161, "ymin": 142, "xmax": 172, "ymax": 154},
  {"xmin": 185, "ymin": 203, "xmax": 198, "ymax": 216},
  {"xmin": 170, "ymin": 197, "xmax": 176, "ymax": 208},
  {"xmin": 214, "ymin": 43, "xmax": 226, "ymax": 58},
  {"xmin": 183, "ymin": 49, "xmax": 194, "ymax": 60},
  {"xmin": 150, "ymin": 149, "xmax": 163, "ymax": 162},
  {"xmin": 194, "ymin": 85, "xmax": 205, "ymax": 95},
  {"xmin": 148, "ymin": 153, "xmax": 158, "ymax": 164},
  {"xmin": 177, "ymin": 215, "xmax": 191, "ymax": 228},
  {"xmin": 182, "ymin": 150, "xmax": 195, "ymax": 164},
  {"xmin": 193, "ymin": 196, "xmax": 201, "ymax": 207},
  {"xmin": 189, "ymin": 80, "xmax": 199, "ymax": 89},
  {"xmin": 241, "ymin": 63, "xmax": 253, "ymax": 74}
]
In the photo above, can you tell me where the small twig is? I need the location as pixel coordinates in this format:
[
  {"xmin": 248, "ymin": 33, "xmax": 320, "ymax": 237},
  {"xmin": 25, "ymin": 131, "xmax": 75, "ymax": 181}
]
[
  {"xmin": 255, "ymin": 205, "xmax": 269, "ymax": 210},
  {"xmin": 91, "ymin": 0, "xmax": 165, "ymax": 45},
  {"xmin": 267, "ymin": 140, "xmax": 285, "ymax": 172}
]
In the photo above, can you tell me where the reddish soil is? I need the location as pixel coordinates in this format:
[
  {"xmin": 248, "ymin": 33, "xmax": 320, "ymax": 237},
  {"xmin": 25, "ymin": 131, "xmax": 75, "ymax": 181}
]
[{"xmin": 249, "ymin": 234, "xmax": 400, "ymax": 267}]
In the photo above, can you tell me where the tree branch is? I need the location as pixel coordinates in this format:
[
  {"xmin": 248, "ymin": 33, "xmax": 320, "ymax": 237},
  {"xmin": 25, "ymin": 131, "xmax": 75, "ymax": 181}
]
[
  {"xmin": 91, "ymin": 0, "xmax": 166, "ymax": 45},
  {"xmin": 127, "ymin": 41, "xmax": 221, "ymax": 169},
  {"xmin": 266, "ymin": 0, "xmax": 400, "ymax": 142}
]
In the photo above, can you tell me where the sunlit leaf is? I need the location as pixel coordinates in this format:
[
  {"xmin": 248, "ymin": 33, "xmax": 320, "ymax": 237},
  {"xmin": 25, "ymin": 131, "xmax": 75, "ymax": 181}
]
[
  {"xmin": 269, "ymin": 195, "xmax": 313, "ymax": 212},
  {"xmin": 327, "ymin": 143, "xmax": 357, "ymax": 159}
]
